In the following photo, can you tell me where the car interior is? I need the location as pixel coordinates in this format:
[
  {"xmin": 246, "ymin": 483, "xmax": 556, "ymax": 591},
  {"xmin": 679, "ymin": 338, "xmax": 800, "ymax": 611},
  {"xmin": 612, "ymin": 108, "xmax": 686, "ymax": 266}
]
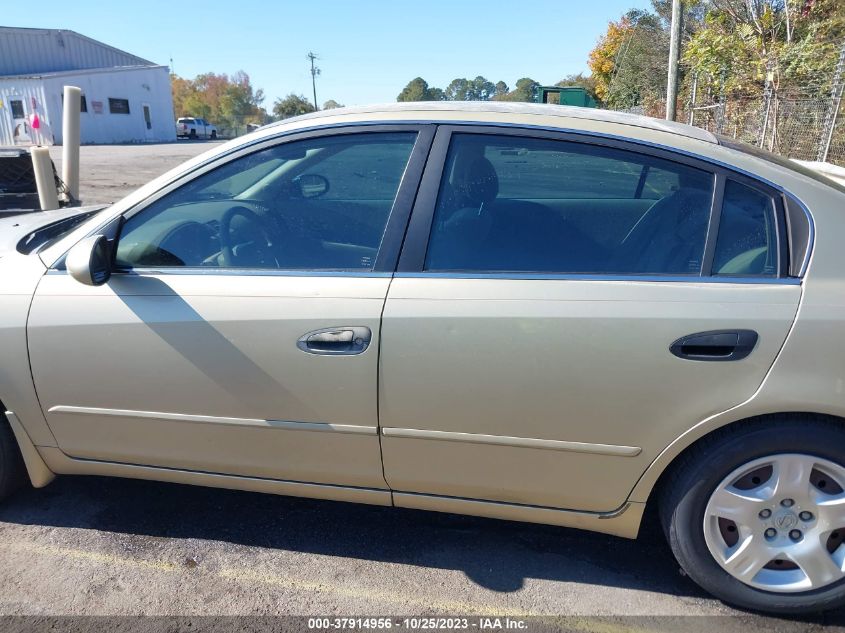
[
  {"xmin": 115, "ymin": 133, "xmax": 417, "ymax": 271},
  {"xmin": 425, "ymin": 136, "xmax": 777, "ymax": 276}
]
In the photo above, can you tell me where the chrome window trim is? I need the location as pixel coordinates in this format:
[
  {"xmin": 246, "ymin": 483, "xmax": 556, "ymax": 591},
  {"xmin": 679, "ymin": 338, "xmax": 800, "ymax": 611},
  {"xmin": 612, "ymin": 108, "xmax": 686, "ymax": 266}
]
[
  {"xmin": 46, "ymin": 267, "xmax": 393, "ymax": 278},
  {"xmin": 791, "ymin": 195, "xmax": 814, "ymax": 278},
  {"xmin": 45, "ymin": 269, "xmax": 800, "ymax": 284},
  {"xmin": 393, "ymin": 272, "xmax": 801, "ymax": 285}
]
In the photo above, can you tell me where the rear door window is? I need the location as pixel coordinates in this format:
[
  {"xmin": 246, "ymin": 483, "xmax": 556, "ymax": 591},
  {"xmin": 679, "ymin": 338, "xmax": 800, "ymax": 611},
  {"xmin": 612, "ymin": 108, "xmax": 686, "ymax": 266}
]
[{"xmin": 425, "ymin": 133, "xmax": 715, "ymax": 275}]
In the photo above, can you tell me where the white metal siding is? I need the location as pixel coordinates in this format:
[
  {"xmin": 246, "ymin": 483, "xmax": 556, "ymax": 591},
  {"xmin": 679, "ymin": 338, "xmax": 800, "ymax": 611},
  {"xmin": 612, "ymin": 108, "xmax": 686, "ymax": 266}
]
[
  {"xmin": 0, "ymin": 68, "xmax": 175, "ymax": 145},
  {"xmin": 0, "ymin": 28, "xmax": 152, "ymax": 77}
]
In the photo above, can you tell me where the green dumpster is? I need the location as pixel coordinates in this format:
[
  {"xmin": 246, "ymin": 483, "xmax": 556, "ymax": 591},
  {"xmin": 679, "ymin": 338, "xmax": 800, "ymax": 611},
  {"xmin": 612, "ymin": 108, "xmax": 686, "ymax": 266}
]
[{"xmin": 534, "ymin": 86, "xmax": 597, "ymax": 108}]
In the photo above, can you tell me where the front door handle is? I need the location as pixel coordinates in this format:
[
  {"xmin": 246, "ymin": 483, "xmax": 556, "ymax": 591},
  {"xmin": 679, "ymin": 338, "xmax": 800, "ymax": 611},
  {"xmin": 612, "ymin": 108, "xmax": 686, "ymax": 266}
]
[
  {"xmin": 670, "ymin": 329, "xmax": 758, "ymax": 362},
  {"xmin": 297, "ymin": 326, "xmax": 372, "ymax": 355}
]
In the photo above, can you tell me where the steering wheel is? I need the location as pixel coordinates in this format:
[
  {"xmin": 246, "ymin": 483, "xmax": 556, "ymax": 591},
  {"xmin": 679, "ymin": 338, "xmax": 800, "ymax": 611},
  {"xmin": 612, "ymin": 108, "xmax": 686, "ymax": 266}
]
[{"xmin": 218, "ymin": 205, "xmax": 279, "ymax": 268}]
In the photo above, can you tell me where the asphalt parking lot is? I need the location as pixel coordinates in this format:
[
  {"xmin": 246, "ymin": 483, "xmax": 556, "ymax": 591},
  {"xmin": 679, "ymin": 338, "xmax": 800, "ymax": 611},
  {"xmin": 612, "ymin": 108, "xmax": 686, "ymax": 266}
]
[
  {"xmin": 3, "ymin": 142, "xmax": 844, "ymax": 629},
  {"xmin": 0, "ymin": 475, "xmax": 842, "ymax": 629}
]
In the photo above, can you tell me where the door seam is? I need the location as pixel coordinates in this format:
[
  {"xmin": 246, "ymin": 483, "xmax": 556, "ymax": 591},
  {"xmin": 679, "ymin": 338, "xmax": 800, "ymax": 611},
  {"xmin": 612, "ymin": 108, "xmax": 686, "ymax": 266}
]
[
  {"xmin": 375, "ymin": 274, "xmax": 394, "ymax": 498},
  {"xmin": 22, "ymin": 269, "xmax": 60, "ymax": 446}
]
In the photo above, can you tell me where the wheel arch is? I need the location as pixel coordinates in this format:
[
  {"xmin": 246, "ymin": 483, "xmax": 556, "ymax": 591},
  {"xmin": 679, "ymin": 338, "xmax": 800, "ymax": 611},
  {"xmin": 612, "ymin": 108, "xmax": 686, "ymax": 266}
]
[{"xmin": 630, "ymin": 410, "xmax": 845, "ymax": 511}]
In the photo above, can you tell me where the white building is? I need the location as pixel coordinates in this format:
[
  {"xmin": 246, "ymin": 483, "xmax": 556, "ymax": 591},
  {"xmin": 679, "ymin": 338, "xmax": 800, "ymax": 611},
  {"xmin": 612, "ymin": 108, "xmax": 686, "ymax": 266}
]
[{"xmin": 0, "ymin": 27, "xmax": 176, "ymax": 145}]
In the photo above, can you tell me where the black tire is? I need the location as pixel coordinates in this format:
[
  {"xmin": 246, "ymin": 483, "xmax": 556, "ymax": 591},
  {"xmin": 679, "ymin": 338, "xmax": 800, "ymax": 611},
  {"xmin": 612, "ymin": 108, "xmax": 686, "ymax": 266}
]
[
  {"xmin": 0, "ymin": 414, "xmax": 26, "ymax": 501},
  {"xmin": 659, "ymin": 416, "xmax": 845, "ymax": 614},
  {"xmin": 189, "ymin": 129, "xmax": 197, "ymax": 139}
]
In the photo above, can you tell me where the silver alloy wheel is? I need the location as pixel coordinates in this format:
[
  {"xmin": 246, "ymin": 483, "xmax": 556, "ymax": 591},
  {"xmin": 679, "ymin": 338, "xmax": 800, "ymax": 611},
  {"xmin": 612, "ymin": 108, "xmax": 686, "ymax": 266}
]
[{"xmin": 704, "ymin": 453, "xmax": 845, "ymax": 593}]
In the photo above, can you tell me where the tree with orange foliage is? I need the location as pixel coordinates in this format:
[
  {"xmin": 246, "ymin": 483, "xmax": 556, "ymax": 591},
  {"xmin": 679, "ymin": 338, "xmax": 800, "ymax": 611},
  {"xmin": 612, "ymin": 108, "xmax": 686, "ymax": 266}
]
[
  {"xmin": 588, "ymin": 17, "xmax": 635, "ymax": 104},
  {"xmin": 588, "ymin": 10, "xmax": 670, "ymax": 111}
]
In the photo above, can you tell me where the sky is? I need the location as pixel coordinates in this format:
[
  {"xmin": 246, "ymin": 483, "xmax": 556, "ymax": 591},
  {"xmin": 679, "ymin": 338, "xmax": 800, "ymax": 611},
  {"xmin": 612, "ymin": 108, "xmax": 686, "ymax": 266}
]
[{"xmin": 2, "ymin": 0, "xmax": 651, "ymax": 108}]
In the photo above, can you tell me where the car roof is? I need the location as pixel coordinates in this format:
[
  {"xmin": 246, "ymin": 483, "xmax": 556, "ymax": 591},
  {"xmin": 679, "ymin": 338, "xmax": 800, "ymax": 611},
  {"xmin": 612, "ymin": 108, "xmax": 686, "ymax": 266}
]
[{"xmin": 264, "ymin": 101, "xmax": 718, "ymax": 145}]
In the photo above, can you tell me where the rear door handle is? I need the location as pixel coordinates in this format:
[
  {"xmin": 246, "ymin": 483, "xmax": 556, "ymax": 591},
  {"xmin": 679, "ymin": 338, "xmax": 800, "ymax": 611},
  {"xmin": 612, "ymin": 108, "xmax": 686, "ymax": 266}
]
[
  {"xmin": 297, "ymin": 326, "xmax": 372, "ymax": 355},
  {"xmin": 670, "ymin": 329, "xmax": 758, "ymax": 362}
]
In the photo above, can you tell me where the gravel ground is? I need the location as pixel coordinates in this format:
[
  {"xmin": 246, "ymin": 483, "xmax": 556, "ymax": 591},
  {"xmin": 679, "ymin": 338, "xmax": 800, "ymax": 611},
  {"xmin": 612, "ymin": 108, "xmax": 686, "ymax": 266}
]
[
  {"xmin": 48, "ymin": 140, "xmax": 224, "ymax": 205},
  {"xmin": 3, "ymin": 143, "xmax": 844, "ymax": 630}
]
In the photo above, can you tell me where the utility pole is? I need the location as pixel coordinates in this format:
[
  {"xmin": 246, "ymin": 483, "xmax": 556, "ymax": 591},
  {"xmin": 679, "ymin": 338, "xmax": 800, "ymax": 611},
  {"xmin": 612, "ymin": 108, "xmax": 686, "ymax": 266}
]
[
  {"xmin": 666, "ymin": 0, "xmax": 682, "ymax": 121},
  {"xmin": 307, "ymin": 52, "xmax": 321, "ymax": 110},
  {"xmin": 716, "ymin": 67, "xmax": 727, "ymax": 135},
  {"xmin": 818, "ymin": 38, "xmax": 845, "ymax": 163},
  {"xmin": 688, "ymin": 73, "xmax": 698, "ymax": 126},
  {"xmin": 759, "ymin": 61, "xmax": 775, "ymax": 148}
]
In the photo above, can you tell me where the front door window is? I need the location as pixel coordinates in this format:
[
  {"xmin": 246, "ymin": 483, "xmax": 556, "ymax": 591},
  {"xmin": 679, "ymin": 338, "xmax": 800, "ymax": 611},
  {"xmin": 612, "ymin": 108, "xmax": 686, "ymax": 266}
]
[{"xmin": 115, "ymin": 132, "xmax": 418, "ymax": 271}]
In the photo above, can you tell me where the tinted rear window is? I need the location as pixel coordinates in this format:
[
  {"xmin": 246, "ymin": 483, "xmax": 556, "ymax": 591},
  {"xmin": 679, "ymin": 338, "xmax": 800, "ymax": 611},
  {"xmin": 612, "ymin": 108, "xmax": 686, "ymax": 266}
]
[{"xmin": 425, "ymin": 133, "xmax": 715, "ymax": 275}]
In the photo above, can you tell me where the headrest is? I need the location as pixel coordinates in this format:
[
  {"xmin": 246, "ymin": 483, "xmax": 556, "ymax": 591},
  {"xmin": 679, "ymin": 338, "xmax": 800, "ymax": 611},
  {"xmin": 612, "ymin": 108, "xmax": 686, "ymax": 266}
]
[{"xmin": 453, "ymin": 157, "xmax": 499, "ymax": 208}]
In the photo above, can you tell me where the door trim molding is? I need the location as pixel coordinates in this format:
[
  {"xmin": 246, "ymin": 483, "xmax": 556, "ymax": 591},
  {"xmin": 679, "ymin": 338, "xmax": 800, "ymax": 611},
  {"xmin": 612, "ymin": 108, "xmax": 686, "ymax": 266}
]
[
  {"xmin": 47, "ymin": 406, "xmax": 377, "ymax": 436},
  {"xmin": 381, "ymin": 427, "xmax": 641, "ymax": 457},
  {"xmin": 392, "ymin": 272, "xmax": 800, "ymax": 285}
]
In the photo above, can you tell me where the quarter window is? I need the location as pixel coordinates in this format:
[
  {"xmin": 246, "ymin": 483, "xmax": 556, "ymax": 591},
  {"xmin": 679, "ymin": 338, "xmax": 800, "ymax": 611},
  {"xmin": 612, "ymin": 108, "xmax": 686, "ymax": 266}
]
[
  {"xmin": 115, "ymin": 132, "xmax": 417, "ymax": 271},
  {"xmin": 425, "ymin": 134, "xmax": 715, "ymax": 274},
  {"xmin": 712, "ymin": 180, "xmax": 778, "ymax": 276}
]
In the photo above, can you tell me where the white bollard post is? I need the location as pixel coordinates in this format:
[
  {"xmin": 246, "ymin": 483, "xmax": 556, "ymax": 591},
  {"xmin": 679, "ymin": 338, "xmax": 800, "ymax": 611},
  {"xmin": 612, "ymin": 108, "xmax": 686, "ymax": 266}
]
[
  {"xmin": 31, "ymin": 146, "xmax": 60, "ymax": 210},
  {"xmin": 62, "ymin": 85, "xmax": 82, "ymax": 202}
]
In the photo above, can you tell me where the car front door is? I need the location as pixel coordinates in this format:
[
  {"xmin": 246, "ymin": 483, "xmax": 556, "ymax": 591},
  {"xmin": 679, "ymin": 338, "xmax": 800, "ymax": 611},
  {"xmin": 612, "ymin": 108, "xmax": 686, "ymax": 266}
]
[
  {"xmin": 379, "ymin": 127, "xmax": 802, "ymax": 512},
  {"xmin": 28, "ymin": 126, "xmax": 432, "ymax": 490}
]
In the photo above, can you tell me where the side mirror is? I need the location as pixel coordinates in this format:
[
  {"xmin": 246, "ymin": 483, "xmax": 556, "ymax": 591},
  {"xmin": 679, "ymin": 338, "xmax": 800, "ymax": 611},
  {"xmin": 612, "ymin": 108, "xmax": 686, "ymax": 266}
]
[
  {"xmin": 66, "ymin": 234, "xmax": 112, "ymax": 286},
  {"xmin": 293, "ymin": 174, "xmax": 329, "ymax": 199}
]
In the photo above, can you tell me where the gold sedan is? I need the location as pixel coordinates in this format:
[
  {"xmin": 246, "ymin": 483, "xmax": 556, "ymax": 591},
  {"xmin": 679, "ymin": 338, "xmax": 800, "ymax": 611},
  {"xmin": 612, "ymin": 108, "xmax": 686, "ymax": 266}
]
[{"xmin": 1, "ymin": 102, "xmax": 843, "ymax": 614}]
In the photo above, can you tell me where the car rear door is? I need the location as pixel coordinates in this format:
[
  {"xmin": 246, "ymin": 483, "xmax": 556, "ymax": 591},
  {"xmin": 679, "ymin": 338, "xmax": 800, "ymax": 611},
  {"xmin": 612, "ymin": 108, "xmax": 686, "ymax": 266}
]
[
  {"xmin": 378, "ymin": 126, "xmax": 802, "ymax": 513},
  {"xmin": 28, "ymin": 125, "xmax": 433, "ymax": 490}
]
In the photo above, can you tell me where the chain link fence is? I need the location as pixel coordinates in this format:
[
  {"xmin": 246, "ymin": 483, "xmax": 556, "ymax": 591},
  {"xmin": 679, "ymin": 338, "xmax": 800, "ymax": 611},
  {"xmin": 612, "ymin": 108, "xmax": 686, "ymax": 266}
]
[
  {"xmin": 623, "ymin": 91, "xmax": 844, "ymax": 166},
  {"xmin": 617, "ymin": 43, "xmax": 845, "ymax": 167},
  {"xmin": 681, "ymin": 92, "xmax": 845, "ymax": 166}
]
